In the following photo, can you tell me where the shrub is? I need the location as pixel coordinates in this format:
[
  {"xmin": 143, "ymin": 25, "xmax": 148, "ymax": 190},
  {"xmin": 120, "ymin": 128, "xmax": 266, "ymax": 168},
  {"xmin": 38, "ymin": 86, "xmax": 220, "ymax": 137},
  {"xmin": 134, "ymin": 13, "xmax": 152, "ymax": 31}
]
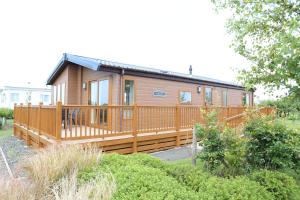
[
  {"xmin": 197, "ymin": 111, "xmax": 226, "ymax": 172},
  {"xmin": 260, "ymin": 96, "xmax": 300, "ymax": 118},
  {"xmin": 244, "ymin": 116, "xmax": 300, "ymax": 170},
  {"xmin": 0, "ymin": 108, "xmax": 13, "ymax": 119},
  {"xmin": 249, "ymin": 170, "xmax": 300, "ymax": 200},
  {"xmin": 80, "ymin": 153, "xmax": 277, "ymax": 200},
  {"xmin": 197, "ymin": 110, "xmax": 248, "ymax": 177},
  {"xmin": 79, "ymin": 154, "xmax": 199, "ymax": 200},
  {"xmin": 167, "ymin": 164, "xmax": 273, "ymax": 200},
  {"xmin": 221, "ymin": 128, "xmax": 249, "ymax": 176}
]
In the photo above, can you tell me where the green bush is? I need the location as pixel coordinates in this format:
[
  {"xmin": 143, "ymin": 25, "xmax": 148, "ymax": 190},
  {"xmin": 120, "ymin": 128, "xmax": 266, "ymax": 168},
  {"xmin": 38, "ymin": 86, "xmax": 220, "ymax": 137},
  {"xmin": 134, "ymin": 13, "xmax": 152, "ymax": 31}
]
[
  {"xmin": 79, "ymin": 154, "xmax": 199, "ymax": 200},
  {"xmin": 197, "ymin": 111, "xmax": 226, "ymax": 172},
  {"xmin": 222, "ymin": 128, "xmax": 249, "ymax": 176},
  {"xmin": 249, "ymin": 170, "xmax": 300, "ymax": 200},
  {"xmin": 244, "ymin": 116, "xmax": 300, "ymax": 170},
  {"xmin": 259, "ymin": 97, "xmax": 300, "ymax": 118},
  {"xmin": 79, "ymin": 153, "xmax": 278, "ymax": 200},
  {"xmin": 167, "ymin": 164, "xmax": 273, "ymax": 200},
  {"xmin": 197, "ymin": 110, "xmax": 249, "ymax": 177},
  {"xmin": 0, "ymin": 108, "xmax": 13, "ymax": 119}
]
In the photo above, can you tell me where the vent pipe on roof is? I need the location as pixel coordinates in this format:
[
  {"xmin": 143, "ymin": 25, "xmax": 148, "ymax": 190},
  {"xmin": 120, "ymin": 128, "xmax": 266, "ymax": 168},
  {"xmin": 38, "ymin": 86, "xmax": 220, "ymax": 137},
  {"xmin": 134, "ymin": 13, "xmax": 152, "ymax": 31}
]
[{"xmin": 189, "ymin": 65, "xmax": 192, "ymax": 75}]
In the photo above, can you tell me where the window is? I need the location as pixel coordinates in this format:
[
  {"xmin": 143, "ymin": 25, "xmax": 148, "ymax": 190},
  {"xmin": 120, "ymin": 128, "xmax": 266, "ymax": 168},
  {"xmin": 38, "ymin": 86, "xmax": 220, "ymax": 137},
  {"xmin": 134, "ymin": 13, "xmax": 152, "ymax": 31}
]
[
  {"xmin": 53, "ymin": 85, "xmax": 57, "ymax": 105},
  {"xmin": 222, "ymin": 90, "xmax": 228, "ymax": 107},
  {"xmin": 124, "ymin": 80, "xmax": 134, "ymax": 105},
  {"xmin": 242, "ymin": 93, "xmax": 250, "ymax": 106},
  {"xmin": 205, "ymin": 87, "xmax": 212, "ymax": 105},
  {"xmin": 61, "ymin": 83, "xmax": 65, "ymax": 104},
  {"xmin": 89, "ymin": 81, "xmax": 98, "ymax": 105},
  {"xmin": 40, "ymin": 94, "xmax": 50, "ymax": 104},
  {"xmin": 10, "ymin": 93, "xmax": 19, "ymax": 102},
  {"xmin": 57, "ymin": 84, "xmax": 61, "ymax": 102},
  {"xmin": 99, "ymin": 79, "xmax": 109, "ymax": 105},
  {"xmin": 179, "ymin": 91, "xmax": 192, "ymax": 104},
  {"xmin": 0, "ymin": 93, "xmax": 5, "ymax": 103}
]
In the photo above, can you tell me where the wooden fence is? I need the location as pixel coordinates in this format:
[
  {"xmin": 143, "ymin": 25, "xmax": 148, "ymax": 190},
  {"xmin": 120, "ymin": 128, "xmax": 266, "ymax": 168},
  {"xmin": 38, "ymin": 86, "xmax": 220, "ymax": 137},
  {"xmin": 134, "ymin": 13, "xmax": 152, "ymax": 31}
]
[{"xmin": 14, "ymin": 102, "xmax": 274, "ymax": 141}]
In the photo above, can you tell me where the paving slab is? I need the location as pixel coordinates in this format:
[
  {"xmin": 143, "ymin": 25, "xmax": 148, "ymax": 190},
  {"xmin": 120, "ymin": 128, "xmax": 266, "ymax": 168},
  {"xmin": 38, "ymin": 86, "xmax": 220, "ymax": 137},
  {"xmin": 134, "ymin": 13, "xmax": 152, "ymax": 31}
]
[{"xmin": 151, "ymin": 145, "xmax": 202, "ymax": 161}]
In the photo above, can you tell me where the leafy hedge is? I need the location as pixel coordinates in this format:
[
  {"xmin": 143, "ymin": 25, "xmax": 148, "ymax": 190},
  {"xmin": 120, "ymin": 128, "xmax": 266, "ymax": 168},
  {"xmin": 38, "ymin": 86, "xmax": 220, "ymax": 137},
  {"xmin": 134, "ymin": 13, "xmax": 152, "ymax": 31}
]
[
  {"xmin": 245, "ymin": 117, "xmax": 300, "ymax": 170},
  {"xmin": 249, "ymin": 170, "xmax": 300, "ymax": 200},
  {"xmin": 0, "ymin": 108, "xmax": 13, "ymax": 119},
  {"xmin": 167, "ymin": 164, "xmax": 273, "ymax": 200},
  {"xmin": 79, "ymin": 154, "xmax": 198, "ymax": 200},
  {"xmin": 77, "ymin": 153, "xmax": 300, "ymax": 200}
]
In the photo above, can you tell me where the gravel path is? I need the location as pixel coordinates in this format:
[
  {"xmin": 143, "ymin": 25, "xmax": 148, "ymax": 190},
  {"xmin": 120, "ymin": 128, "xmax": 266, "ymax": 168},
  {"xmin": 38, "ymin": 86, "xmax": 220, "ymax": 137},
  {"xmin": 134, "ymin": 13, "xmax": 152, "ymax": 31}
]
[{"xmin": 0, "ymin": 136, "xmax": 35, "ymax": 178}]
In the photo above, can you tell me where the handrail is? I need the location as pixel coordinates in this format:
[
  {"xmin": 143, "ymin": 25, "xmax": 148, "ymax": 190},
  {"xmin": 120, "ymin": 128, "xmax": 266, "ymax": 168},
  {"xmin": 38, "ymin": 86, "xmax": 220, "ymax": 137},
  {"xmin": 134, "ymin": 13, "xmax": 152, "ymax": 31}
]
[{"xmin": 14, "ymin": 103, "xmax": 275, "ymax": 142}]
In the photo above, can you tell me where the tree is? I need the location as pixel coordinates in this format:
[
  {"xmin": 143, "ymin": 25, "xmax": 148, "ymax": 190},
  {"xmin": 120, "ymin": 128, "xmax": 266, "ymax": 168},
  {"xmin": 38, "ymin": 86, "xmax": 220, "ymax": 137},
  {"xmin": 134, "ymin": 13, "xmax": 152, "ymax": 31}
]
[{"xmin": 212, "ymin": 1, "xmax": 300, "ymax": 96}]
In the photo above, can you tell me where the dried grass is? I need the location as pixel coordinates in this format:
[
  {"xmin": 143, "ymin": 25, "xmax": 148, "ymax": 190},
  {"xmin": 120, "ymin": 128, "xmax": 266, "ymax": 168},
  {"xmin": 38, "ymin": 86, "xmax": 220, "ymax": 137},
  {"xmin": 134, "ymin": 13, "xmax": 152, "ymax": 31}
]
[
  {"xmin": 0, "ymin": 144, "xmax": 115, "ymax": 200},
  {"xmin": 24, "ymin": 144, "xmax": 101, "ymax": 191},
  {"xmin": 0, "ymin": 178, "xmax": 35, "ymax": 200},
  {"xmin": 51, "ymin": 169, "xmax": 115, "ymax": 200}
]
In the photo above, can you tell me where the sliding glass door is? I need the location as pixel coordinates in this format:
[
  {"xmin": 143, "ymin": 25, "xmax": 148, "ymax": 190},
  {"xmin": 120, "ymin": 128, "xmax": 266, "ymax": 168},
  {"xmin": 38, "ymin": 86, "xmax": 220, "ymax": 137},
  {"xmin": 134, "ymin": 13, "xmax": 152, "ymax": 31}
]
[{"xmin": 89, "ymin": 79, "xmax": 109, "ymax": 125}]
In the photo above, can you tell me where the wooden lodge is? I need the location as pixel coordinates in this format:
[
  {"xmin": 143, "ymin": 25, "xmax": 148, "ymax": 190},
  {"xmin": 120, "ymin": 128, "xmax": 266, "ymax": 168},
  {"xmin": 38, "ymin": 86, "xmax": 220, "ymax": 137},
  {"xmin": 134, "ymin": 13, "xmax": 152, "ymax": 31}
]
[{"xmin": 13, "ymin": 54, "xmax": 271, "ymax": 153}]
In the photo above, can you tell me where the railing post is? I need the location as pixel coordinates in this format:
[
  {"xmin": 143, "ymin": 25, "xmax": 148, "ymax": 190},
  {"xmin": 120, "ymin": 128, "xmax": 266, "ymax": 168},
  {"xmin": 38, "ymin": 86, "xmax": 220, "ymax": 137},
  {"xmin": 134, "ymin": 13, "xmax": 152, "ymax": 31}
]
[
  {"xmin": 13, "ymin": 103, "xmax": 16, "ymax": 136},
  {"xmin": 175, "ymin": 105, "xmax": 181, "ymax": 147},
  {"xmin": 132, "ymin": 104, "xmax": 138, "ymax": 153},
  {"xmin": 26, "ymin": 103, "xmax": 31, "ymax": 145},
  {"xmin": 55, "ymin": 101, "xmax": 62, "ymax": 141},
  {"xmin": 38, "ymin": 102, "xmax": 43, "ymax": 147},
  {"xmin": 20, "ymin": 103, "xmax": 23, "ymax": 126}
]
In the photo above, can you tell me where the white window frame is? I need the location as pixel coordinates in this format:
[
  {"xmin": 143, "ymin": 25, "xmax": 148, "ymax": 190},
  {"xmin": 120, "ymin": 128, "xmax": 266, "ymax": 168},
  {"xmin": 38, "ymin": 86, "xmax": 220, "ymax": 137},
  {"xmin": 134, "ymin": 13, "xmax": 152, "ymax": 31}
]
[{"xmin": 179, "ymin": 91, "xmax": 192, "ymax": 104}]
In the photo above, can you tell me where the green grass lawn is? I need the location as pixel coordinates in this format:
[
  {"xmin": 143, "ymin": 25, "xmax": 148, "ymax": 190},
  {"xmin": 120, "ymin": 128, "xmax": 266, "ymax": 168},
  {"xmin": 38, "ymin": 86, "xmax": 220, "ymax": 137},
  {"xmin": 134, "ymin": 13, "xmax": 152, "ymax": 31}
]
[
  {"xmin": 281, "ymin": 119, "xmax": 300, "ymax": 131},
  {"xmin": 0, "ymin": 119, "xmax": 13, "ymax": 138}
]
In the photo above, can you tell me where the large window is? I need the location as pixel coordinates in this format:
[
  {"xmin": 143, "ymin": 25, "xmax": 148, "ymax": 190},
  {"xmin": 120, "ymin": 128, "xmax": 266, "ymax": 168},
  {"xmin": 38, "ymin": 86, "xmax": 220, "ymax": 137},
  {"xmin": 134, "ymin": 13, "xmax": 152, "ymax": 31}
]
[
  {"xmin": 124, "ymin": 80, "xmax": 134, "ymax": 105},
  {"xmin": 61, "ymin": 83, "xmax": 65, "ymax": 104},
  {"xmin": 205, "ymin": 87, "xmax": 212, "ymax": 105},
  {"xmin": 40, "ymin": 94, "xmax": 50, "ymax": 104},
  {"xmin": 57, "ymin": 84, "xmax": 61, "ymax": 102},
  {"xmin": 53, "ymin": 83, "xmax": 66, "ymax": 104},
  {"xmin": 89, "ymin": 81, "xmax": 98, "ymax": 105},
  {"xmin": 10, "ymin": 93, "xmax": 19, "ymax": 103},
  {"xmin": 99, "ymin": 80, "xmax": 109, "ymax": 105},
  {"xmin": 222, "ymin": 90, "xmax": 228, "ymax": 107},
  {"xmin": 53, "ymin": 86, "xmax": 56, "ymax": 105},
  {"xmin": 179, "ymin": 91, "xmax": 192, "ymax": 104},
  {"xmin": 0, "ymin": 94, "xmax": 5, "ymax": 103},
  {"xmin": 242, "ymin": 93, "xmax": 250, "ymax": 106}
]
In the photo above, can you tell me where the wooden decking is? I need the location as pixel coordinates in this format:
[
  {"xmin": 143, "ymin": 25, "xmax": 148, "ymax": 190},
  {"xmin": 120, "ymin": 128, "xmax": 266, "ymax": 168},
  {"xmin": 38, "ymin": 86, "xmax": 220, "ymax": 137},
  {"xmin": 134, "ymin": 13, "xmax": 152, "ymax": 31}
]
[
  {"xmin": 14, "ymin": 123, "xmax": 193, "ymax": 154},
  {"xmin": 13, "ymin": 103, "xmax": 274, "ymax": 154}
]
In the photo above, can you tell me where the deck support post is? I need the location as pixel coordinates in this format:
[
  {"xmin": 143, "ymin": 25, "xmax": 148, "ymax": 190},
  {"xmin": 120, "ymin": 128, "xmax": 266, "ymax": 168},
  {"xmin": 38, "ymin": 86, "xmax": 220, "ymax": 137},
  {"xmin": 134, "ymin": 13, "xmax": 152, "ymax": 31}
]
[
  {"xmin": 55, "ymin": 101, "xmax": 62, "ymax": 142},
  {"xmin": 26, "ymin": 103, "xmax": 31, "ymax": 146},
  {"xmin": 175, "ymin": 105, "xmax": 180, "ymax": 147},
  {"xmin": 132, "ymin": 104, "xmax": 138, "ymax": 153},
  {"xmin": 38, "ymin": 102, "xmax": 43, "ymax": 147}
]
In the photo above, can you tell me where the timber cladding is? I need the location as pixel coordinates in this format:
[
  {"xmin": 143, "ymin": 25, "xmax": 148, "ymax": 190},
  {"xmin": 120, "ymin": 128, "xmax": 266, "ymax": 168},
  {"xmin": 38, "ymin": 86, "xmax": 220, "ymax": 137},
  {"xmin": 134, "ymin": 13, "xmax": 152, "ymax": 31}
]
[{"xmin": 51, "ymin": 64, "xmax": 253, "ymax": 107}]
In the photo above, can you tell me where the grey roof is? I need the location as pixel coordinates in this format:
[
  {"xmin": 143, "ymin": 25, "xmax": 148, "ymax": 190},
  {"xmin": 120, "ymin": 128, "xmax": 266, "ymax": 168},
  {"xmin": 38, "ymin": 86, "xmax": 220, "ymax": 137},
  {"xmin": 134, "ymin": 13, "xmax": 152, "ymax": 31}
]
[{"xmin": 47, "ymin": 53, "xmax": 243, "ymax": 88}]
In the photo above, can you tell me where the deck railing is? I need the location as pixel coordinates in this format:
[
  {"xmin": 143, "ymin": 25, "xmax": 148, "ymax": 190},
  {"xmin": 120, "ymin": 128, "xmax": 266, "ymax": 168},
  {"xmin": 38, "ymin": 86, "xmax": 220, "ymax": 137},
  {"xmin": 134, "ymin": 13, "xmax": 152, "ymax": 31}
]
[{"xmin": 14, "ymin": 102, "xmax": 274, "ymax": 141}]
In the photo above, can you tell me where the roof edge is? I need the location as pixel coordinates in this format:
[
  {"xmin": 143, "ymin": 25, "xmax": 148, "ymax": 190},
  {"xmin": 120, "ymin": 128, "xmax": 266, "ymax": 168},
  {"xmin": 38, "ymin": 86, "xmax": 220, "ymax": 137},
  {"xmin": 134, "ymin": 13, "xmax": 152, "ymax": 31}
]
[{"xmin": 46, "ymin": 53, "xmax": 247, "ymax": 91}]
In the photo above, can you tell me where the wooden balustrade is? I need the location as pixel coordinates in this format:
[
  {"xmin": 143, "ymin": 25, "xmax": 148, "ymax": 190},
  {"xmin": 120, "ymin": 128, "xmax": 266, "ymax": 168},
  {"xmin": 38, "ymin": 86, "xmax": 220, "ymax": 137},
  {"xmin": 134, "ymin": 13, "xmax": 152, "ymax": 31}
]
[{"xmin": 13, "ymin": 103, "xmax": 275, "ymax": 141}]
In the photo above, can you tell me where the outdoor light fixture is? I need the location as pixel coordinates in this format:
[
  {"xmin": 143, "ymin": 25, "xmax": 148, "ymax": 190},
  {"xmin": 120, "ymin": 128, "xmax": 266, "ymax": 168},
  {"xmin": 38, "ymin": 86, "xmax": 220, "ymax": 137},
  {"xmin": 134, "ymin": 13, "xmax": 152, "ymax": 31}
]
[
  {"xmin": 197, "ymin": 86, "xmax": 202, "ymax": 93},
  {"xmin": 82, "ymin": 82, "xmax": 87, "ymax": 90}
]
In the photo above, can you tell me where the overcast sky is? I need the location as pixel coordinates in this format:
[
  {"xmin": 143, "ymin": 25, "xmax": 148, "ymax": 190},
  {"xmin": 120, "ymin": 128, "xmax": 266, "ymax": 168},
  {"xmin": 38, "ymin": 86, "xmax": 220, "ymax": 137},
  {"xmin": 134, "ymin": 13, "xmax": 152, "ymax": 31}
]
[{"xmin": 0, "ymin": 0, "xmax": 270, "ymax": 100}]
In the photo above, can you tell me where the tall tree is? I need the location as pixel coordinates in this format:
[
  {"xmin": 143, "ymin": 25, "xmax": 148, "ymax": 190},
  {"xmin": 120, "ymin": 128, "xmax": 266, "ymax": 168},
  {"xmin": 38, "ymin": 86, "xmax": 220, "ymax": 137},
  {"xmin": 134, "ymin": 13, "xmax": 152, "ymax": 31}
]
[{"xmin": 212, "ymin": 0, "xmax": 300, "ymax": 96}]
